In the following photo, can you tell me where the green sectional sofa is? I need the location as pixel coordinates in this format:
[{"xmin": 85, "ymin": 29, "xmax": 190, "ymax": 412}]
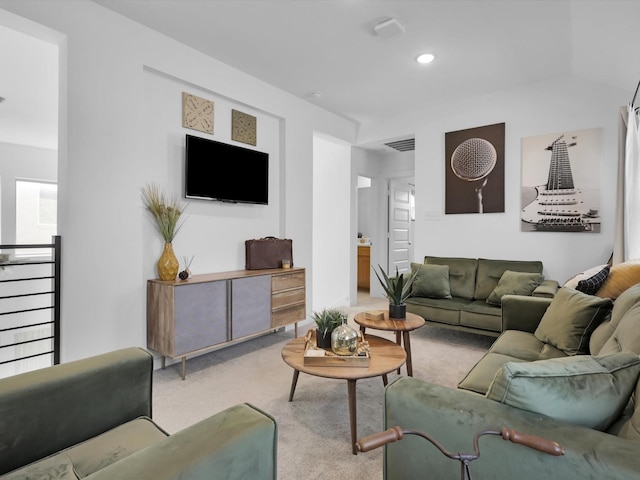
[
  {"xmin": 381, "ymin": 283, "xmax": 640, "ymax": 479},
  {"xmin": 0, "ymin": 347, "xmax": 277, "ymax": 480},
  {"xmin": 405, "ymin": 256, "xmax": 558, "ymax": 336}
]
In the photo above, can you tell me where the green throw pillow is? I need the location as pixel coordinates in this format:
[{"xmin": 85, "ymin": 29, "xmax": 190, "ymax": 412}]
[
  {"xmin": 534, "ymin": 287, "xmax": 613, "ymax": 355},
  {"xmin": 410, "ymin": 263, "xmax": 452, "ymax": 299},
  {"xmin": 486, "ymin": 352, "xmax": 640, "ymax": 431},
  {"xmin": 486, "ymin": 270, "xmax": 544, "ymax": 306}
]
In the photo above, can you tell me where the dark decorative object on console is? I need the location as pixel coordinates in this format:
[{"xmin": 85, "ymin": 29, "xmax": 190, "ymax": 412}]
[{"xmin": 245, "ymin": 236, "xmax": 293, "ymax": 270}]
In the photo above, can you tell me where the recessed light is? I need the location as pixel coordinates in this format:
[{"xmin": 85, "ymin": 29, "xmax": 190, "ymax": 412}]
[{"xmin": 416, "ymin": 53, "xmax": 435, "ymax": 64}]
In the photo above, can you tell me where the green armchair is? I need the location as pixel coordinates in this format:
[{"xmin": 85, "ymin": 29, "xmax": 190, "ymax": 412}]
[{"xmin": 0, "ymin": 347, "xmax": 277, "ymax": 479}]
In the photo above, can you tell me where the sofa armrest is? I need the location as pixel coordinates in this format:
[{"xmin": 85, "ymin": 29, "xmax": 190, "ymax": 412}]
[
  {"xmin": 533, "ymin": 279, "xmax": 559, "ymax": 298},
  {"xmin": 85, "ymin": 403, "xmax": 277, "ymax": 480},
  {"xmin": 383, "ymin": 377, "xmax": 640, "ymax": 480},
  {"xmin": 501, "ymin": 294, "xmax": 552, "ymax": 333},
  {"xmin": 0, "ymin": 347, "xmax": 153, "ymax": 476}
]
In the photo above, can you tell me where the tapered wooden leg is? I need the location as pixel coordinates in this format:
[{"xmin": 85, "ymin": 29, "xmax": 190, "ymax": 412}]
[
  {"xmin": 382, "ymin": 374, "xmax": 388, "ymax": 386},
  {"xmin": 403, "ymin": 331, "xmax": 413, "ymax": 376},
  {"xmin": 395, "ymin": 331, "xmax": 402, "ymax": 373},
  {"xmin": 348, "ymin": 379, "xmax": 358, "ymax": 454},
  {"xmin": 288, "ymin": 369, "xmax": 300, "ymax": 402}
]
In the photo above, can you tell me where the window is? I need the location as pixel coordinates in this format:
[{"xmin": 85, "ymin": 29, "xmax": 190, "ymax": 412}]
[{"xmin": 15, "ymin": 180, "xmax": 57, "ymax": 255}]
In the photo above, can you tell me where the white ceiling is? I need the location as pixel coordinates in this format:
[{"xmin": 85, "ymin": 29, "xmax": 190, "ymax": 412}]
[
  {"xmin": 94, "ymin": 0, "xmax": 640, "ymax": 128},
  {"xmin": 1, "ymin": 1, "xmax": 639, "ymax": 151}
]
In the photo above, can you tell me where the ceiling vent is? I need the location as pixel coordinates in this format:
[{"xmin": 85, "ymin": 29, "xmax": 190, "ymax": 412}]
[
  {"xmin": 384, "ymin": 138, "xmax": 415, "ymax": 152},
  {"xmin": 373, "ymin": 17, "xmax": 406, "ymax": 38}
]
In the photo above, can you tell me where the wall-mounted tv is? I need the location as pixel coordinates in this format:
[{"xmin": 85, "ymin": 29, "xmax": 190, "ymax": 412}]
[{"xmin": 185, "ymin": 134, "xmax": 269, "ymax": 205}]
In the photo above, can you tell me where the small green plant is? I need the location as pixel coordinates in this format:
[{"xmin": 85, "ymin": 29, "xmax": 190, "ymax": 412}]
[
  {"xmin": 312, "ymin": 308, "xmax": 344, "ymax": 336},
  {"xmin": 373, "ymin": 264, "xmax": 418, "ymax": 305}
]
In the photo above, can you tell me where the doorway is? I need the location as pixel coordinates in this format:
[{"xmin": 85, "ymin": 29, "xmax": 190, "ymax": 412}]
[
  {"xmin": 387, "ymin": 177, "xmax": 415, "ymax": 275},
  {"xmin": 356, "ymin": 175, "xmax": 373, "ymax": 302}
]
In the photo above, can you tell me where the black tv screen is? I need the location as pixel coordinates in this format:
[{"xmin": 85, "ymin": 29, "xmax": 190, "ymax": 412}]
[{"xmin": 185, "ymin": 134, "xmax": 269, "ymax": 204}]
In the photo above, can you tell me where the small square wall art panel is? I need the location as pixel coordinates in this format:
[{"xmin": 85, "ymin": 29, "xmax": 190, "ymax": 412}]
[
  {"xmin": 445, "ymin": 122, "xmax": 505, "ymax": 214},
  {"xmin": 521, "ymin": 128, "xmax": 601, "ymax": 233},
  {"xmin": 182, "ymin": 92, "xmax": 214, "ymax": 134},
  {"xmin": 232, "ymin": 109, "xmax": 257, "ymax": 146}
]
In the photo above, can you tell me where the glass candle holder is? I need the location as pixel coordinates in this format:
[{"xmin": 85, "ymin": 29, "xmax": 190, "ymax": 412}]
[{"xmin": 331, "ymin": 316, "xmax": 358, "ymax": 356}]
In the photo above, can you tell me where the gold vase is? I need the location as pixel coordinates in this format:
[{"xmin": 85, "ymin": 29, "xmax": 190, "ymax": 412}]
[{"xmin": 157, "ymin": 242, "xmax": 179, "ymax": 281}]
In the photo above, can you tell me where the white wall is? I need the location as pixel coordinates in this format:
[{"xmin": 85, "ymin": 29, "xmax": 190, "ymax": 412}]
[
  {"xmin": 358, "ymin": 76, "xmax": 630, "ymax": 284},
  {"xmin": 0, "ymin": 0, "xmax": 357, "ymax": 362},
  {"xmin": 141, "ymin": 69, "xmax": 282, "ymax": 275},
  {"xmin": 312, "ymin": 134, "xmax": 351, "ymax": 309}
]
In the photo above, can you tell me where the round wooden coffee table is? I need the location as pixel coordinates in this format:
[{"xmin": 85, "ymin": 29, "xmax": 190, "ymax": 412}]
[
  {"xmin": 281, "ymin": 333, "xmax": 406, "ymax": 454},
  {"xmin": 353, "ymin": 310, "xmax": 425, "ymax": 377}
]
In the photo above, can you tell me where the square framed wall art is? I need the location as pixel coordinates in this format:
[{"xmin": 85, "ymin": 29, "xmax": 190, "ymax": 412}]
[
  {"xmin": 182, "ymin": 92, "xmax": 214, "ymax": 134},
  {"xmin": 232, "ymin": 109, "xmax": 257, "ymax": 146}
]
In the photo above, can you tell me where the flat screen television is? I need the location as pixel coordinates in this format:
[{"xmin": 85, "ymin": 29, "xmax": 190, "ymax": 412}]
[{"xmin": 185, "ymin": 134, "xmax": 269, "ymax": 204}]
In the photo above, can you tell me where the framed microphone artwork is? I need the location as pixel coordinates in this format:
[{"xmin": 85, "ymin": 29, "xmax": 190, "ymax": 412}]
[
  {"xmin": 521, "ymin": 128, "xmax": 602, "ymax": 233},
  {"xmin": 445, "ymin": 122, "xmax": 505, "ymax": 214}
]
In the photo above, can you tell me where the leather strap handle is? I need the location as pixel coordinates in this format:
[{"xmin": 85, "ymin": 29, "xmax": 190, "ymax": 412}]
[
  {"xmin": 501, "ymin": 427, "xmax": 565, "ymax": 456},
  {"xmin": 356, "ymin": 426, "xmax": 403, "ymax": 452}
]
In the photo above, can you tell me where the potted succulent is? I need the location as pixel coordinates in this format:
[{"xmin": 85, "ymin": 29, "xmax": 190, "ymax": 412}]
[
  {"xmin": 312, "ymin": 308, "xmax": 344, "ymax": 349},
  {"xmin": 373, "ymin": 264, "xmax": 418, "ymax": 319}
]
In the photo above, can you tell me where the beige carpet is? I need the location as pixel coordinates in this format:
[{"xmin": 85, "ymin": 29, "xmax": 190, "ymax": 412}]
[{"xmin": 152, "ymin": 295, "xmax": 495, "ymax": 479}]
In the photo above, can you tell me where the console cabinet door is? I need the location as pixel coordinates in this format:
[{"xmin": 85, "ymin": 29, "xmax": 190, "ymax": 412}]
[
  {"xmin": 231, "ymin": 275, "xmax": 271, "ymax": 339},
  {"xmin": 174, "ymin": 281, "xmax": 227, "ymax": 355}
]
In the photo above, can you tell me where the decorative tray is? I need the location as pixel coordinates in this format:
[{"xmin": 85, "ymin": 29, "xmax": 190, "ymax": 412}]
[{"xmin": 303, "ymin": 329, "xmax": 370, "ymax": 367}]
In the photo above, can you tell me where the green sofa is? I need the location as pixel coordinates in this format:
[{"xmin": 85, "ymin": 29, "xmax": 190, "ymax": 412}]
[
  {"xmin": 0, "ymin": 347, "xmax": 277, "ymax": 480},
  {"xmin": 381, "ymin": 283, "xmax": 640, "ymax": 479},
  {"xmin": 405, "ymin": 256, "xmax": 559, "ymax": 336}
]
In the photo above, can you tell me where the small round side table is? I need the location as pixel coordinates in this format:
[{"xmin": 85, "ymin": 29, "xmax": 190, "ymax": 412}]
[{"xmin": 353, "ymin": 310, "xmax": 425, "ymax": 377}]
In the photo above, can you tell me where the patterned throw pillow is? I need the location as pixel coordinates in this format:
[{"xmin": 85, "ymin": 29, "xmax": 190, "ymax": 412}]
[{"xmin": 576, "ymin": 265, "xmax": 610, "ymax": 295}]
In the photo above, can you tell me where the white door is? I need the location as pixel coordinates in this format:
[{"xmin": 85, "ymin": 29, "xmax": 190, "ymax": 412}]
[{"xmin": 387, "ymin": 179, "xmax": 414, "ymax": 275}]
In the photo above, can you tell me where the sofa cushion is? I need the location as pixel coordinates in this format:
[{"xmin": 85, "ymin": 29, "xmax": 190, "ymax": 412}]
[
  {"xmin": 596, "ymin": 260, "xmax": 640, "ymax": 299},
  {"xmin": 0, "ymin": 418, "xmax": 166, "ymax": 480},
  {"xmin": 405, "ymin": 296, "xmax": 467, "ymax": 326},
  {"xmin": 534, "ymin": 287, "xmax": 613, "ymax": 355},
  {"xmin": 617, "ymin": 378, "xmax": 640, "ymax": 441},
  {"xmin": 425, "ymin": 256, "xmax": 477, "ymax": 300},
  {"xmin": 486, "ymin": 270, "xmax": 544, "ymax": 306},
  {"xmin": 1, "ymin": 453, "xmax": 78, "ymax": 480},
  {"xmin": 457, "ymin": 330, "xmax": 567, "ymax": 394},
  {"xmin": 474, "ymin": 258, "xmax": 543, "ymax": 301},
  {"xmin": 459, "ymin": 301, "xmax": 502, "ymax": 332},
  {"xmin": 605, "ymin": 282, "xmax": 640, "ymax": 331},
  {"xmin": 410, "ymin": 263, "xmax": 452, "ymax": 299},
  {"xmin": 485, "ymin": 352, "xmax": 640, "ymax": 431},
  {"xmin": 590, "ymin": 283, "xmax": 640, "ymax": 355},
  {"xmin": 67, "ymin": 417, "xmax": 167, "ymax": 477},
  {"xmin": 598, "ymin": 303, "xmax": 640, "ymax": 357}
]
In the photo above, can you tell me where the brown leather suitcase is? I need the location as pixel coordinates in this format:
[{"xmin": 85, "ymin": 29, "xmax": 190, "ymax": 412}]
[{"xmin": 245, "ymin": 237, "xmax": 293, "ymax": 270}]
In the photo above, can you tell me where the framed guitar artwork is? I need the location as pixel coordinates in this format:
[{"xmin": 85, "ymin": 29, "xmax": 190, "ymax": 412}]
[{"xmin": 521, "ymin": 128, "xmax": 602, "ymax": 233}]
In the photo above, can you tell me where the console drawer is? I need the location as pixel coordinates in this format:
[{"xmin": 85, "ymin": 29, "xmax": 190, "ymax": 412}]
[
  {"xmin": 272, "ymin": 271, "xmax": 305, "ymax": 291},
  {"xmin": 271, "ymin": 304, "xmax": 305, "ymax": 328}
]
